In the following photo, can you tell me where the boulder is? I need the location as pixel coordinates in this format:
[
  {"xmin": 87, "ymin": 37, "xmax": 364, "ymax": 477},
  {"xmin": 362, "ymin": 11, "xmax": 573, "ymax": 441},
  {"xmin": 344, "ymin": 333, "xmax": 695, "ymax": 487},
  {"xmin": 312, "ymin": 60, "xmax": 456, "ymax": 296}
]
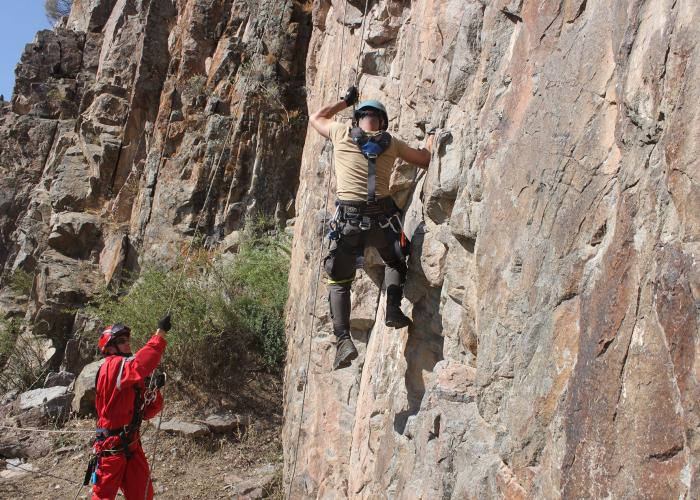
[
  {"xmin": 160, "ymin": 419, "xmax": 209, "ymax": 438},
  {"xmin": 44, "ymin": 371, "xmax": 75, "ymax": 388},
  {"xmin": 1, "ymin": 459, "xmax": 34, "ymax": 479},
  {"xmin": 13, "ymin": 386, "xmax": 73, "ymax": 424},
  {"xmin": 71, "ymin": 359, "xmax": 104, "ymax": 416},
  {"xmin": 201, "ymin": 412, "xmax": 252, "ymax": 434},
  {"xmin": 224, "ymin": 463, "xmax": 279, "ymax": 500}
]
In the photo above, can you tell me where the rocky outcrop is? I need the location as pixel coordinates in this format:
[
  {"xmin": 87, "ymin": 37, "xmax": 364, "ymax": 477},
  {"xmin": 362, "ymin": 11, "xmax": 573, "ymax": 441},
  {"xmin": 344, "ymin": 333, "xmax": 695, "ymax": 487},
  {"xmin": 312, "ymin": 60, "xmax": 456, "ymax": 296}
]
[
  {"xmin": 0, "ymin": 0, "xmax": 313, "ymax": 376},
  {"xmin": 283, "ymin": 0, "xmax": 699, "ymax": 498},
  {"xmin": 0, "ymin": 0, "xmax": 698, "ymax": 498}
]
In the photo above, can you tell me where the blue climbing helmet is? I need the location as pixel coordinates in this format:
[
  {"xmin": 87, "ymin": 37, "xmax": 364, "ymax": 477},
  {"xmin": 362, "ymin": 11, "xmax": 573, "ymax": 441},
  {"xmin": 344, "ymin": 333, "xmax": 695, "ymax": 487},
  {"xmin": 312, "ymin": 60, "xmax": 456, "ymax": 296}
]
[{"xmin": 354, "ymin": 100, "xmax": 389, "ymax": 130}]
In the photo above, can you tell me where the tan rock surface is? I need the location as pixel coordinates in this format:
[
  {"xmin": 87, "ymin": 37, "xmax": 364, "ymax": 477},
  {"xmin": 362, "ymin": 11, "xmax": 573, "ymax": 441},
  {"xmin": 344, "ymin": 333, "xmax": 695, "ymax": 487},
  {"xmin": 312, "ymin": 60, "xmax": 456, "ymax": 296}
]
[
  {"xmin": 0, "ymin": 0, "xmax": 697, "ymax": 497},
  {"xmin": 283, "ymin": 0, "xmax": 700, "ymax": 498}
]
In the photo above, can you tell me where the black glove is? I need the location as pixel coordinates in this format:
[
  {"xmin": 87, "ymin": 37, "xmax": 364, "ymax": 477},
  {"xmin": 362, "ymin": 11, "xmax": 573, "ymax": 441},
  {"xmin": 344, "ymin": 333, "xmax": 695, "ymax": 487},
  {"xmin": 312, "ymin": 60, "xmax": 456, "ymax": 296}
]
[
  {"xmin": 343, "ymin": 86, "xmax": 358, "ymax": 106},
  {"xmin": 157, "ymin": 314, "xmax": 171, "ymax": 332},
  {"xmin": 154, "ymin": 372, "xmax": 166, "ymax": 388},
  {"xmin": 427, "ymin": 127, "xmax": 438, "ymax": 136}
]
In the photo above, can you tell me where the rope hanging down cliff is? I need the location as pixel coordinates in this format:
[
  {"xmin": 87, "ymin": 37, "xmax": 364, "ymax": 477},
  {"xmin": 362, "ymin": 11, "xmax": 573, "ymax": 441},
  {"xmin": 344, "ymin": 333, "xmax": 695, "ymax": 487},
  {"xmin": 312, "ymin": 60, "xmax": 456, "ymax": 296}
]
[
  {"xmin": 286, "ymin": 0, "xmax": 369, "ymax": 497},
  {"xmin": 140, "ymin": 3, "xmax": 293, "ymax": 499}
]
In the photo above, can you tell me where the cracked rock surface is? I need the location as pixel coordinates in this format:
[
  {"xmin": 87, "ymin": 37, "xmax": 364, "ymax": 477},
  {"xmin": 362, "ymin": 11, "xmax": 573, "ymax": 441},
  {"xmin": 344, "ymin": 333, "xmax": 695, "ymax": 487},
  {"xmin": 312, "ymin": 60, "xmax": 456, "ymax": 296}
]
[{"xmin": 283, "ymin": 0, "xmax": 700, "ymax": 498}]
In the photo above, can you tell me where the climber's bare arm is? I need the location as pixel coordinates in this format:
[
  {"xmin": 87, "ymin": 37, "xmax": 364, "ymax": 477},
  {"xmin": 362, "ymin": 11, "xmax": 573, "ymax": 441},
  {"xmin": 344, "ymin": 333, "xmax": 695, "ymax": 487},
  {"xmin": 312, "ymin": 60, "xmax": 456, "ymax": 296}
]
[
  {"xmin": 399, "ymin": 134, "xmax": 435, "ymax": 169},
  {"xmin": 309, "ymin": 100, "xmax": 348, "ymax": 139}
]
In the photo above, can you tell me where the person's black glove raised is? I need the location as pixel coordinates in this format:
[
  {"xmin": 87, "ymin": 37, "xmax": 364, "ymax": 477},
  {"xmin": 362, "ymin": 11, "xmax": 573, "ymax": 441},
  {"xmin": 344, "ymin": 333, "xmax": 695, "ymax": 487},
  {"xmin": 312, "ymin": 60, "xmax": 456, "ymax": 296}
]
[
  {"xmin": 343, "ymin": 86, "xmax": 358, "ymax": 106},
  {"xmin": 157, "ymin": 314, "xmax": 172, "ymax": 332}
]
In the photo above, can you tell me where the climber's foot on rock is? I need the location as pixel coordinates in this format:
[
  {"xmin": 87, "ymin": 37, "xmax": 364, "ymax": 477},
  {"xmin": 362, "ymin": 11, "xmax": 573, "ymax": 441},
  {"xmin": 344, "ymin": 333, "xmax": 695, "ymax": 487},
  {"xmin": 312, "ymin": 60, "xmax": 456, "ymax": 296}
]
[
  {"xmin": 333, "ymin": 338, "xmax": 358, "ymax": 370},
  {"xmin": 385, "ymin": 306, "xmax": 412, "ymax": 329}
]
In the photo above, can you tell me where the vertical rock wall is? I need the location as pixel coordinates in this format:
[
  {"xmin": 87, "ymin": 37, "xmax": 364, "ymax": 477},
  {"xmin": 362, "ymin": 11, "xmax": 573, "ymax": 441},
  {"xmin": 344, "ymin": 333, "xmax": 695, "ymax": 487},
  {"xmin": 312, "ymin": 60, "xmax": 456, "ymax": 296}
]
[
  {"xmin": 283, "ymin": 0, "xmax": 699, "ymax": 498},
  {"xmin": 0, "ymin": 0, "xmax": 312, "ymax": 371}
]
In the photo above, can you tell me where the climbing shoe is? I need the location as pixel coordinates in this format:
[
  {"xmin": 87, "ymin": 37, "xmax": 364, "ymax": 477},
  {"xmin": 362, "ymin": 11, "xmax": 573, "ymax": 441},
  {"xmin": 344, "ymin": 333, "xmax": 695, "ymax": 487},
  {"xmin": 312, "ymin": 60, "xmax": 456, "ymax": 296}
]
[
  {"xmin": 385, "ymin": 304, "xmax": 412, "ymax": 329},
  {"xmin": 333, "ymin": 338, "xmax": 358, "ymax": 370}
]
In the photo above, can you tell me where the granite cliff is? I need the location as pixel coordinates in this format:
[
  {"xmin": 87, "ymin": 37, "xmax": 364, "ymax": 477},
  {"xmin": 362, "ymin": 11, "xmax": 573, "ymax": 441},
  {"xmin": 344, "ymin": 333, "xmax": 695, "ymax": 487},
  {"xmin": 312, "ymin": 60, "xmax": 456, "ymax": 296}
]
[
  {"xmin": 0, "ymin": 0, "xmax": 311, "ymax": 377},
  {"xmin": 283, "ymin": 0, "xmax": 699, "ymax": 498},
  {"xmin": 0, "ymin": 0, "xmax": 698, "ymax": 498}
]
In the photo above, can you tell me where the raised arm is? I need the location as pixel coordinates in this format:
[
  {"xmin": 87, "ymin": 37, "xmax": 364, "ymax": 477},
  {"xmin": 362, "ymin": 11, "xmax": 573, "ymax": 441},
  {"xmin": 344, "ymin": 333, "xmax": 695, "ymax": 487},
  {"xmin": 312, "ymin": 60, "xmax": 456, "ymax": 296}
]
[
  {"xmin": 309, "ymin": 86, "xmax": 358, "ymax": 139},
  {"xmin": 397, "ymin": 131, "xmax": 436, "ymax": 169}
]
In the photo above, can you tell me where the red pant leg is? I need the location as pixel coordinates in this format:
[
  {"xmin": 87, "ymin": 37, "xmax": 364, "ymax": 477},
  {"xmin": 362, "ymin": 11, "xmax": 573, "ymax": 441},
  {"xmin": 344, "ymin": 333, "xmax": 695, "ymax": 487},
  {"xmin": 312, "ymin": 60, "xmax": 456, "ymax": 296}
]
[
  {"xmin": 121, "ymin": 443, "xmax": 153, "ymax": 500},
  {"xmin": 91, "ymin": 453, "xmax": 127, "ymax": 500}
]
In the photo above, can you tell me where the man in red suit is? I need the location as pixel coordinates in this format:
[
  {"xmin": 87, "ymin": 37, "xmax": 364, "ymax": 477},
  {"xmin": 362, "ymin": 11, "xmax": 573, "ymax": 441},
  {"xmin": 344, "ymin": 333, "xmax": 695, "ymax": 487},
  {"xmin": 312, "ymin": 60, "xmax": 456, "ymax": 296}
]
[{"xmin": 90, "ymin": 315, "xmax": 170, "ymax": 500}]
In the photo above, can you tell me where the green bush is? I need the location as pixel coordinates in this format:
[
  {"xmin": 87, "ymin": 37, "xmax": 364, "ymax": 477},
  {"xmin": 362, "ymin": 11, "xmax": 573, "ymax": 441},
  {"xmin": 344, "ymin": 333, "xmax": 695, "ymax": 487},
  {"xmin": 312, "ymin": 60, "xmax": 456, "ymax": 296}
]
[
  {"xmin": 8, "ymin": 269, "xmax": 33, "ymax": 297},
  {"xmin": 0, "ymin": 318, "xmax": 47, "ymax": 393},
  {"xmin": 89, "ymin": 224, "xmax": 289, "ymax": 389}
]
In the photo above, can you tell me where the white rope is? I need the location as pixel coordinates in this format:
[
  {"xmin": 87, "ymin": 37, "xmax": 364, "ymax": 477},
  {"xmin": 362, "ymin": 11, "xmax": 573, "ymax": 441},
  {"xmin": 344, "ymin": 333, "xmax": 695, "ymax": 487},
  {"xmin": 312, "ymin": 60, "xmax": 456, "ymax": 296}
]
[
  {"xmin": 286, "ymin": 0, "xmax": 361, "ymax": 496},
  {"xmin": 0, "ymin": 424, "xmax": 95, "ymax": 434},
  {"xmin": 141, "ymin": 1, "xmax": 291, "ymax": 498}
]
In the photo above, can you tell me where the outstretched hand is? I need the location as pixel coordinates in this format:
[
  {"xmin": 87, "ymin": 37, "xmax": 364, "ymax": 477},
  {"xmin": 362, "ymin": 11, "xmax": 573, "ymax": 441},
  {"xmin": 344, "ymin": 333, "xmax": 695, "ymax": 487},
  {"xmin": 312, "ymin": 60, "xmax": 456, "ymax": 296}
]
[{"xmin": 157, "ymin": 314, "xmax": 172, "ymax": 333}]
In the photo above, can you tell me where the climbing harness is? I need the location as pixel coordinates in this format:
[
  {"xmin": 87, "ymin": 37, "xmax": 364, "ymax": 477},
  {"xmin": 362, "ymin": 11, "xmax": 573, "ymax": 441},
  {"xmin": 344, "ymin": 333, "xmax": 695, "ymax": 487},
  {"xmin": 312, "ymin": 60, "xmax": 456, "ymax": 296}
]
[{"xmin": 349, "ymin": 126, "xmax": 392, "ymax": 203}]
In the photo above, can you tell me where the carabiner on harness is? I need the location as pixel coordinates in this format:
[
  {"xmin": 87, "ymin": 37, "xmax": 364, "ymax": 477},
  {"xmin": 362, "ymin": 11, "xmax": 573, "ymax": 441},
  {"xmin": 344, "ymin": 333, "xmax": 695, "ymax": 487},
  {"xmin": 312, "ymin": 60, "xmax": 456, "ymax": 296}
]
[{"xmin": 327, "ymin": 205, "xmax": 342, "ymax": 243}]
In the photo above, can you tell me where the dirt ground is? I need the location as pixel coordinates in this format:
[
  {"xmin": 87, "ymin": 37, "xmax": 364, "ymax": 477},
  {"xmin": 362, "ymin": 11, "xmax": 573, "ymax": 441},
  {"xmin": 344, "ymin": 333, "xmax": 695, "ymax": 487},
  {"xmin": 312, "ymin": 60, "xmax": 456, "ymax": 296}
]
[{"xmin": 0, "ymin": 374, "xmax": 284, "ymax": 499}]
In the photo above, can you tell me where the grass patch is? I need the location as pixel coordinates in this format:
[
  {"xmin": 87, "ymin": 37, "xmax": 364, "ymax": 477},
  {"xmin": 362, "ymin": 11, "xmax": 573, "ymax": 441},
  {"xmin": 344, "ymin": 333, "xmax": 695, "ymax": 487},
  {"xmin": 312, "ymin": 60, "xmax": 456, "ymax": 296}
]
[{"xmin": 89, "ymin": 220, "xmax": 289, "ymax": 390}]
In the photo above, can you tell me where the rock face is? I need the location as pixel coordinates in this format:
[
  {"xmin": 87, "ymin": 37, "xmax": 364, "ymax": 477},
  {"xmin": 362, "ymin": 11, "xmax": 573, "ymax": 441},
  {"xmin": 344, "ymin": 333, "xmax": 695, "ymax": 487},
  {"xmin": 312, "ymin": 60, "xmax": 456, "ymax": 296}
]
[
  {"xmin": 283, "ymin": 0, "xmax": 700, "ymax": 498},
  {"xmin": 0, "ymin": 0, "xmax": 698, "ymax": 498},
  {"xmin": 0, "ymin": 0, "xmax": 312, "ymax": 376}
]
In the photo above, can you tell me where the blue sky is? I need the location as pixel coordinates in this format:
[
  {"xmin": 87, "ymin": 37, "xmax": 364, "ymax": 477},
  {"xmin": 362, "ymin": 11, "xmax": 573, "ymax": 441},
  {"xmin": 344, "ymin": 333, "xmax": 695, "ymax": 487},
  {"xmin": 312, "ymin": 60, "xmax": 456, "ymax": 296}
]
[{"xmin": 0, "ymin": 1, "xmax": 52, "ymax": 99}]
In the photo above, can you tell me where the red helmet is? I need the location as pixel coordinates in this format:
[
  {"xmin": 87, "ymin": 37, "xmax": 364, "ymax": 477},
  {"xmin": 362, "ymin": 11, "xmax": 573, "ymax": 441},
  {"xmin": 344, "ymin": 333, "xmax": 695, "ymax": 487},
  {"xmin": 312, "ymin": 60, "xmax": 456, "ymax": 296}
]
[{"xmin": 98, "ymin": 324, "xmax": 131, "ymax": 354}]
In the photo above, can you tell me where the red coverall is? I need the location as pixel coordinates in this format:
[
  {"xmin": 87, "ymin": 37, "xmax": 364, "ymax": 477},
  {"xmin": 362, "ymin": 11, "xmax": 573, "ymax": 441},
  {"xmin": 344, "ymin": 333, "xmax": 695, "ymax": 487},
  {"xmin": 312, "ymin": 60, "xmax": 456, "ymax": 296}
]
[{"xmin": 92, "ymin": 334, "xmax": 166, "ymax": 500}]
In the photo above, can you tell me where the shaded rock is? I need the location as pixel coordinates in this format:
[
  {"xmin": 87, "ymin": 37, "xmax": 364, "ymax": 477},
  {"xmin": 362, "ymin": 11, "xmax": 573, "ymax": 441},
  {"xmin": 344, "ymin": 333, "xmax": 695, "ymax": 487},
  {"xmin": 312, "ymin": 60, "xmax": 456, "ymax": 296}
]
[
  {"xmin": 221, "ymin": 230, "xmax": 242, "ymax": 254},
  {"xmin": 13, "ymin": 386, "xmax": 73, "ymax": 424},
  {"xmin": 71, "ymin": 359, "xmax": 103, "ymax": 416},
  {"xmin": 61, "ymin": 314, "xmax": 99, "ymax": 376},
  {"xmin": 0, "ymin": 432, "xmax": 52, "ymax": 459},
  {"xmin": 47, "ymin": 212, "xmax": 102, "ymax": 259},
  {"xmin": 225, "ymin": 463, "xmax": 279, "ymax": 500},
  {"xmin": 201, "ymin": 412, "xmax": 252, "ymax": 434},
  {"xmin": 160, "ymin": 419, "xmax": 209, "ymax": 438},
  {"xmin": 44, "ymin": 371, "xmax": 75, "ymax": 388}
]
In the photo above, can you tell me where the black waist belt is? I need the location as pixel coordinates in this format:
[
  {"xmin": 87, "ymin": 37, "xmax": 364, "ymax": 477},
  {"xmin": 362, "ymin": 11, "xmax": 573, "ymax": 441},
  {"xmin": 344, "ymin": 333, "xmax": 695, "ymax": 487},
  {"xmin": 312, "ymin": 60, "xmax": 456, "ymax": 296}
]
[
  {"xmin": 337, "ymin": 197, "xmax": 397, "ymax": 216},
  {"xmin": 95, "ymin": 426, "xmax": 135, "ymax": 438},
  {"xmin": 95, "ymin": 426, "xmax": 139, "ymax": 459}
]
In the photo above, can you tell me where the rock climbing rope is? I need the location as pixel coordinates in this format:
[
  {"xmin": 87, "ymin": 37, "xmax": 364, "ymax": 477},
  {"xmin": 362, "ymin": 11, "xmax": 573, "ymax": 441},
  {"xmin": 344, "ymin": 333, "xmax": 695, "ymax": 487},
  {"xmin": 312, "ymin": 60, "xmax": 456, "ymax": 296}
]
[
  {"xmin": 286, "ymin": 0, "xmax": 370, "ymax": 498},
  {"xmin": 140, "ymin": 2, "xmax": 292, "ymax": 499}
]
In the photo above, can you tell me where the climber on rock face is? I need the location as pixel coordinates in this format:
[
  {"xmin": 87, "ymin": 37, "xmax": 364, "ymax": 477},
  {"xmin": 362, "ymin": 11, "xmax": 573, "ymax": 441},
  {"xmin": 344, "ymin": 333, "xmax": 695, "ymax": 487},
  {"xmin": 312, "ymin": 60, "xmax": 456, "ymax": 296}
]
[
  {"xmin": 309, "ymin": 85, "xmax": 435, "ymax": 370},
  {"xmin": 87, "ymin": 315, "xmax": 170, "ymax": 500}
]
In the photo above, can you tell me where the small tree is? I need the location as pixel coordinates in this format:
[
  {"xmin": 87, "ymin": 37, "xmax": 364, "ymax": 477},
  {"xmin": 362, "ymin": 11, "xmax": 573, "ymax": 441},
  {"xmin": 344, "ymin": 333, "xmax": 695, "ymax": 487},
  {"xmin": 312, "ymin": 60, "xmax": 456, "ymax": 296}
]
[{"xmin": 45, "ymin": 0, "xmax": 73, "ymax": 24}]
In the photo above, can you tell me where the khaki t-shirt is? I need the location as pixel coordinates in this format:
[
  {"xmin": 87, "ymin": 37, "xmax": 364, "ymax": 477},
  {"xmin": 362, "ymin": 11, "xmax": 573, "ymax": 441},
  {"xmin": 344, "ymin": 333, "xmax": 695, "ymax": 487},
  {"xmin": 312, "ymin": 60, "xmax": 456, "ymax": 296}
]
[{"xmin": 329, "ymin": 122, "xmax": 412, "ymax": 201}]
